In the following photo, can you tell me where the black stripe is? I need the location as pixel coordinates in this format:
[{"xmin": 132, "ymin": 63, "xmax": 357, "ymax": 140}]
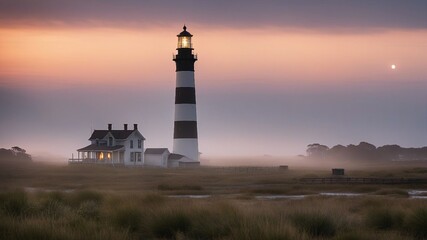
[
  {"xmin": 174, "ymin": 121, "xmax": 198, "ymax": 138},
  {"xmin": 174, "ymin": 49, "xmax": 197, "ymax": 72},
  {"xmin": 175, "ymin": 87, "xmax": 196, "ymax": 104}
]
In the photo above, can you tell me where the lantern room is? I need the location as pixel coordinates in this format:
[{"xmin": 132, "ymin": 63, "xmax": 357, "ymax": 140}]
[{"xmin": 177, "ymin": 25, "xmax": 193, "ymax": 49}]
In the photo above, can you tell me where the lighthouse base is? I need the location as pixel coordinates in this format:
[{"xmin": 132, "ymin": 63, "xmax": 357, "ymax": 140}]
[{"xmin": 173, "ymin": 139, "xmax": 199, "ymax": 161}]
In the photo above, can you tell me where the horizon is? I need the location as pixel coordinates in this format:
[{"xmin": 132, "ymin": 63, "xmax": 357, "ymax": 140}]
[{"xmin": 1, "ymin": 1, "xmax": 427, "ymax": 161}]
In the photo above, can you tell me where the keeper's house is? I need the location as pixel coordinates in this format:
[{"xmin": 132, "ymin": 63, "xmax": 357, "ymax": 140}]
[{"xmin": 70, "ymin": 124, "xmax": 145, "ymax": 166}]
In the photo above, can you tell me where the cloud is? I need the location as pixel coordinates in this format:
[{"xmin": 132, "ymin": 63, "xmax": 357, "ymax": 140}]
[{"xmin": 0, "ymin": 0, "xmax": 426, "ymax": 30}]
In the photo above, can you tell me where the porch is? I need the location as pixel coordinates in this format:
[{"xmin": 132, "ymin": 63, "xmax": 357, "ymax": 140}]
[{"xmin": 69, "ymin": 144, "xmax": 125, "ymax": 165}]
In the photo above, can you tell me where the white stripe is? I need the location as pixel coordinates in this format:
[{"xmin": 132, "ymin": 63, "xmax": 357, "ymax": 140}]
[
  {"xmin": 173, "ymin": 139, "xmax": 199, "ymax": 161},
  {"xmin": 174, "ymin": 104, "xmax": 197, "ymax": 121},
  {"xmin": 176, "ymin": 71, "xmax": 195, "ymax": 87}
]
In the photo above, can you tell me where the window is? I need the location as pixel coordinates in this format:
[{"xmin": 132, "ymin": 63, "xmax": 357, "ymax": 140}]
[
  {"xmin": 130, "ymin": 140, "xmax": 133, "ymax": 149},
  {"xmin": 108, "ymin": 137, "xmax": 113, "ymax": 147},
  {"xmin": 138, "ymin": 139, "xmax": 142, "ymax": 149},
  {"xmin": 137, "ymin": 152, "xmax": 142, "ymax": 162},
  {"xmin": 130, "ymin": 152, "xmax": 135, "ymax": 162}
]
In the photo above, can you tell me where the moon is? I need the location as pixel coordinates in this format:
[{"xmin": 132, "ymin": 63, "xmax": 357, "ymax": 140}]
[{"xmin": 391, "ymin": 64, "xmax": 396, "ymax": 70}]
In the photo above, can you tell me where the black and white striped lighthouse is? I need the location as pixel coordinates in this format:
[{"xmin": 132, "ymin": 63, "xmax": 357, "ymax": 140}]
[{"xmin": 172, "ymin": 25, "xmax": 199, "ymax": 161}]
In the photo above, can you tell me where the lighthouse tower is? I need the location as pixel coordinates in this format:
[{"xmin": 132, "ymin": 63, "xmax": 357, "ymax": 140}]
[{"xmin": 172, "ymin": 25, "xmax": 199, "ymax": 161}]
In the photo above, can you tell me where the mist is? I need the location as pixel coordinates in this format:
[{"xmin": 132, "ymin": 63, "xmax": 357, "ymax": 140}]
[{"xmin": 1, "ymin": 79, "xmax": 426, "ymax": 162}]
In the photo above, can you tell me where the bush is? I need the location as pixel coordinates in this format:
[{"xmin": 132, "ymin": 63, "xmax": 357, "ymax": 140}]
[
  {"xmin": 366, "ymin": 208, "xmax": 403, "ymax": 230},
  {"xmin": 290, "ymin": 212, "xmax": 336, "ymax": 237},
  {"xmin": 406, "ymin": 208, "xmax": 427, "ymax": 239},
  {"xmin": 151, "ymin": 211, "xmax": 191, "ymax": 239},
  {"xmin": 112, "ymin": 207, "xmax": 143, "ymax": 233}
]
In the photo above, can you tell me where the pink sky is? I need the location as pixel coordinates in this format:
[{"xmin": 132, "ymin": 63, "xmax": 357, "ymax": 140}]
[
  {"xmin": 1, "ymin": 1, "xmax": 427, "ymax": 159},
  {"xmin": 1, "ymin": 27, "xmax": 426, "ymax": 89}
]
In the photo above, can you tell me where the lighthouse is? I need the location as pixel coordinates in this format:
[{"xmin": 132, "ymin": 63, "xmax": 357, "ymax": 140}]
[{"xmin": 172, "ymin": 25, "xmax": 199, "ymax": 161}]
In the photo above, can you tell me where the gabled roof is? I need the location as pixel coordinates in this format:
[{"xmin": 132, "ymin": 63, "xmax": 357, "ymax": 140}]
[
  {"xmin": 145, "ymin": 148, "xmax": 169, "ymax": 154},
  {"xmin": 89, "ymin": 130, "xmax": 145, "ymax": 140},
  {"xmin": 77, "ymin": 144, "xmax": 125, "ymax": 151}
]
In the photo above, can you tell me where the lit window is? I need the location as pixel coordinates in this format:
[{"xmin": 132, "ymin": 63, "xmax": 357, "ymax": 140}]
[
  {"xmin": 107, "ymin": 153, "xmax": 111, "ymax": 159},
  {"xmin": 130, "ymin": 140, "xmax": 133, "ymax": 149},
  {"xmin": 99, "ymin": 152, "xmax": 104, "ymax": 160}
]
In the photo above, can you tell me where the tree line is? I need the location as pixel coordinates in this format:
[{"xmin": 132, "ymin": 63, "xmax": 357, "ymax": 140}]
[
  {"xmin": 0, "ymin": 146, "xmax": 32, "ymax": 163},
  {"xmin": 306, "ymin": 142, "xmax": 427, "ymax": 161}
]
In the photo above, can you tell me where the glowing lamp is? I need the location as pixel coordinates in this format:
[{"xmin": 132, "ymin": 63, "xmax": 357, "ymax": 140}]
[{"xmin": 177, "ymin": 25, "xmax": 193, "ymax": 49}]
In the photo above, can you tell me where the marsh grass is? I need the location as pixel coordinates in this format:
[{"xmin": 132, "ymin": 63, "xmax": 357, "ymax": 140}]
[
  {"xmin": 0, "ymin": 190, "xmax": 30, "ymax": 217},
  {"xmin": 365, "ymin": 208, "xmax": 404, "ymax": 230},
  {"xmin": 406, "ymin": 208, "xmax": 427, "ymax": 239},
  {"xmin": 0, "ymin": 162, "xmax": 427, "ymax": 239},
  {"xmin": 290, "ymin": 211, "xmax": 337, "ymax": 237}
]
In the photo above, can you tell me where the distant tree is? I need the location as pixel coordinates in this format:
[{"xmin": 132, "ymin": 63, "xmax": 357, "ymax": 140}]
[
  {"xmin": 0, "ymin": 146, "xmax": 31, "ymax": 162},
  {"xmin": 358, "ymin": 142, "xmax": 376, "ymax": 151},
  {"xmin": 0, "ymin": 148, "xmax": 14, "ymax": 159},
  {"xmin": 377, "ymin": 144, "xmax": 402, "ymax": 160},
  {"xmin": 328, "ymin": 145, "xmax": 347, "ymax": 159},
  {"xmin": 305, "ymin": 141, "xmax": 427, "ymax": 162},
  {"xmin": 306, "ymin": 143, "xmax": 329, "ymax": 158}
]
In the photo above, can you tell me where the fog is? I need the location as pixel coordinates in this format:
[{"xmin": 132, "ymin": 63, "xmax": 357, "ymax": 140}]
[{"xmin": 1, "ymin": 80, "xmax": 427, "ymax": 162}]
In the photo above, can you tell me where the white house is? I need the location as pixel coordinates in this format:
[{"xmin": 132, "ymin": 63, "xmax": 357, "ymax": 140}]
[{"xmin": 71, "ymin": 124, "xmax": 145, "ymax": 166}]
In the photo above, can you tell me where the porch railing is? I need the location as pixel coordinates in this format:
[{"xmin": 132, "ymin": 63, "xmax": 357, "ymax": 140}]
[{"xmin": 68, "ymin": 158, "xmax": 124, "ymax": 165}]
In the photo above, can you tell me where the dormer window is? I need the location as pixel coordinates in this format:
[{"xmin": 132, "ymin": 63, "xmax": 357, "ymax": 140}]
[{"xmin": 108, "ymin": 137, "xmax": 113, "ymax": 147}]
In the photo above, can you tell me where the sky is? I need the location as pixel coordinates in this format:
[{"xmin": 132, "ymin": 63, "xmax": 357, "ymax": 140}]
[{"xmin": 0, "ymin": 0, "xmax": 427, "ymax": 160}]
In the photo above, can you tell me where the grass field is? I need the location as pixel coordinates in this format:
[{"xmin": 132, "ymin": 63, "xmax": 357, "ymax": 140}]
[{"xmin": 0, "ymin": 160, "xmax": 427, "ymax": 239}]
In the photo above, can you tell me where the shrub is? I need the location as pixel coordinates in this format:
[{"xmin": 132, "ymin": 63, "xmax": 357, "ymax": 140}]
[
  {"xmin": 112, "ymin": 207, "xmax": 143, "ymax": 233},
  {"xmin": 406, "ymin": 208, "xmax": 427, "ymax": 239},
  {"xmin": 365, "ymin": 208, "xmax": 403, "ymax": 230},
  {"xmin": 151, "ymin": 211, "xmax": 191, "ymax": 239},
  {"xmin": 290, "ymin": 212, "xmax": 336, "ymax": 237}
]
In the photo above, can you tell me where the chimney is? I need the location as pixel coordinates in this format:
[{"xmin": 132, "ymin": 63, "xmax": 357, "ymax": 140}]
[
  {"xmin": 108, "ymin": 123, "xmax": 112, "ymax": 131},
  {"xmin": 124, "ymin": 124, "xmax": 128, "ymax": 130},
  {"xmin": 134, "ymin": 124, "xmax": 138, "ymax": 130}
]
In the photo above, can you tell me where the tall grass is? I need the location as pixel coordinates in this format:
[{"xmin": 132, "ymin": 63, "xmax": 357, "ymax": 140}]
[
  {"xmin": 406, "ymin": 208, "xmax": 427, "ymax": 239},
  {"xmin": 290, "ymin": 211, "xmax": 337, "ymax": 237},
  {"xmin": 365, "ymin": 208, "xmax": 404, "ymax": 230},
  {"xmin": 1, "ymin": 163, "xmax": 427, "ymax": 239},
  {"xmin": 1, "ymin": 190, "xmax": 427, "ymax": 239}
]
